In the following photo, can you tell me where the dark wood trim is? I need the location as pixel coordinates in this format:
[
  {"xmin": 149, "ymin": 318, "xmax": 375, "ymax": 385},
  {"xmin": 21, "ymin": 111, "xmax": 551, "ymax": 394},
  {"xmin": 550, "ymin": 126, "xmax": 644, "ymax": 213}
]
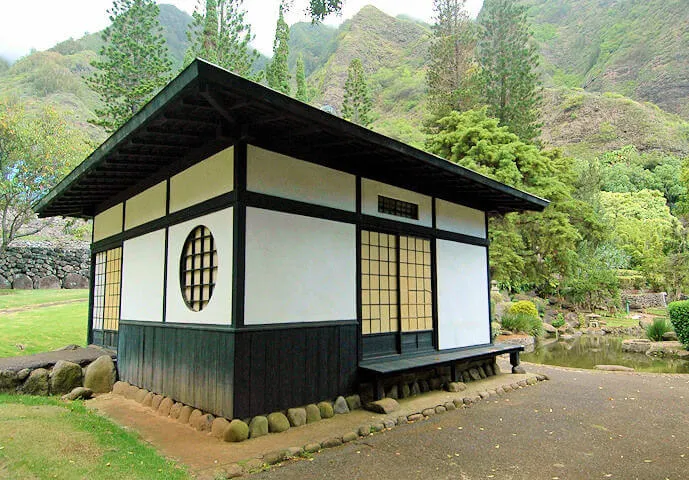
[
  {"xmin": 86, "ymin": 251, "xmax": 96, "ymax": 345},
  {"xmin": 232, "ymin": 142, "xmax": 247, "ymax": 327},
  {"xmin": 91, "ymin": 191, "xmax": 236, "ymax": 252},
  {"xmin": 119, "ymin": 318, "xmax": 357, "ymax": 332},
  {"xmin": 245, "ymin": 191, "xmax": 356, "ymax": 224},
  {"xmin": 162, "ymin": 179, "xmax": 171, "ymax": 323},
  {"xmin": 355, "ymin": 176, "xmax": 363, "ymax": 363},
  {"xmin": 485, "ymin": 212, "xmax": 493, "ymax": 344}
]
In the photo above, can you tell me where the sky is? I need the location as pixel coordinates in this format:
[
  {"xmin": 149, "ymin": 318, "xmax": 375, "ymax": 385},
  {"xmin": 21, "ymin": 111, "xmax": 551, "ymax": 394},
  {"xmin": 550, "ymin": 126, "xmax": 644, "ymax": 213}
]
[{"xmin": 0, "ymin": 0, "xmax": 484, "ymax": 63}]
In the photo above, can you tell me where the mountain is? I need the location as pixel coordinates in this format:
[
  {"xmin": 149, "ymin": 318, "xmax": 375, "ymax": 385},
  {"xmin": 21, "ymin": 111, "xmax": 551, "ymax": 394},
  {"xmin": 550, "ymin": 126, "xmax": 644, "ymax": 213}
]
[{"xmin": 525, "ymin": 0, "xmax": 689, "ymax": 118}]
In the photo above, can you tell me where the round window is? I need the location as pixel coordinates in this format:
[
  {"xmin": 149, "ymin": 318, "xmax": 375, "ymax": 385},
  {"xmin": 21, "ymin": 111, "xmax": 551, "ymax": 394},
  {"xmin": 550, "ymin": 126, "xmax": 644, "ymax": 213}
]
[{"xmin": 180, "ymin": 225, "xmax": 217, "ymax": 311}]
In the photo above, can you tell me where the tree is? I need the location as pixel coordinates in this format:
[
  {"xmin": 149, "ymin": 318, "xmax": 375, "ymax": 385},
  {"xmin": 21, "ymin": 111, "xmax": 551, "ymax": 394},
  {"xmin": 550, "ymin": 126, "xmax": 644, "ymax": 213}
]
[
  {"xmin": 184, "ymin": 0, "xmax": 260, "ymax": 79},
  {"xmin": 477, "ymin": 0, "xmax": 542, "ymax": 142},
  {"xmin": 426, "ymin": 0, "xmax": 478, "ymax": 121},
  {"xmin": 295, "ymin": 54, "xmax": 308, "ymax": 102},
  {"xmin": 0, "ymin": 98, "xmax": 91, "ymax": 250},
  {"xmin": 342, "ymin": 58, "xmax": 373, "ymax": 127},
  {"xmin": 307, "ymin": 0, "xmax": 343, "ymax": 21},
  {"xmin": 266, "ymin": 3, "xmax": 291, "ymax": 95},
  {"xmin": 87, "ymin": 0, "xmax": 172, "ymax": 132}
]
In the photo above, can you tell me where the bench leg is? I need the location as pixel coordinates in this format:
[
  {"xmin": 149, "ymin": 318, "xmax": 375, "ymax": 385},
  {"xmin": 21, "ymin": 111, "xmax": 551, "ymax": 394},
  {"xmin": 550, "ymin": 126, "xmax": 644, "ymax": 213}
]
[
  {"xmin": 510, "ymin": 351, "xmax": 526, "ymax": 374},
  {"xmin": 452, "ymin": 362, "xmax": 461, "ymax": 382},
  {"xmin": 375, "ymin": 378, "xmax": 385, "ymax": 400}
]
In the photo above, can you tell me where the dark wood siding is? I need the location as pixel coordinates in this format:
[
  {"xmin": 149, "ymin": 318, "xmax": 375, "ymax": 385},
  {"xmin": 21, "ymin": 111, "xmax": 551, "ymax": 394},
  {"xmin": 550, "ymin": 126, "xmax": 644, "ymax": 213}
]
[
  {"xmin": 118, "ymin": 321, "xmax": 235, "ymax": 418},
  {"xmin": 232, "ymin": 321, "xmax": 358, "ymax": 418}
]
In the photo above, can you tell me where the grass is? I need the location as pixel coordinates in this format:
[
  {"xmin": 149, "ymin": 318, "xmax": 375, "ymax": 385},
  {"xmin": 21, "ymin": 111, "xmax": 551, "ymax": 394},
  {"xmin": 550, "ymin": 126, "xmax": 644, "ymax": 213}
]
[
  {"xmin": 0, "ymin": 289, "xmax": 88, "ymax": 309},
  {"xmin": 0, "ymin": 394, "xmax": 188, "ymax": 479},
  {"xmin": 644, "ymin": 307, "xmax": 669, "ymax": 317},
  {"xmin": 0, "ymin": 291, "xmax": 88, "ymax": 357},
  {"xmin": 600, "ymin": 316, "xmax": 639, "ymax": 328}
]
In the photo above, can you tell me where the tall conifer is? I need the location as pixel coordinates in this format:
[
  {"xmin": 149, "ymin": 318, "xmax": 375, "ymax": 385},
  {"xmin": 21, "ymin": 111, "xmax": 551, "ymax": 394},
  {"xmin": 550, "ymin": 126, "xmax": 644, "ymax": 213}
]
[
  {"xmin": 342, "ymin": 58, "xmax": 373, "ymax": 127},
  {"xmin": 266, "ymin": 3, "xmax": 291, "ymax": 95},
  {"xmin": 87, "ymin": 0, "xmax": 172, "ymax": 132},
  {"xmin": 295, "ymin": 54, "xmax": 308, "ymax": 102},
  {"xmin": 477, "ymin": 0, "xmax": 542, "ymax": 142},
  {"xmin": 185, "ymin": 0, "xmax": 259, "ymax": 79}
]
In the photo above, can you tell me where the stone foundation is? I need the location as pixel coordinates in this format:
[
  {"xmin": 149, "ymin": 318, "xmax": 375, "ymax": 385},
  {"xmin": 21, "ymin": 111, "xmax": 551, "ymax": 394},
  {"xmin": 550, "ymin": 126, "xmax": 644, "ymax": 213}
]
[{"xmin": 0, "ymin": 246, "xmax": 90, "ymax": 289}]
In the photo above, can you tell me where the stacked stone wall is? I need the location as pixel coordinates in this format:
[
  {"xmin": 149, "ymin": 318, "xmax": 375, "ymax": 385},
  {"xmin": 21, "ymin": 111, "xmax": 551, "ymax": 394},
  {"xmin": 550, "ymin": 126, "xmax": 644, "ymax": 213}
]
[
  {"xmin": 0, "ymin": 246, "xmax": 90, "ymax": 289},
  {"xmin": 621, "ymin": 292, "xmax": 667, "ymax": 310}
]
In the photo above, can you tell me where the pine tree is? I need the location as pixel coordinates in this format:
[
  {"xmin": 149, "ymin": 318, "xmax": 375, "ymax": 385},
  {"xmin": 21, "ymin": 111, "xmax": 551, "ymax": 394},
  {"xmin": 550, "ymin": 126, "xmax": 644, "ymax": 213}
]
[
  {"xmin": 184, "ymin": 0, "xmax": 259, "ymax": 79},
  {"xmin": 342, "ymin": 58, "xmax": 373, "ymax": 127},
  {"xmin": 87, "ymin": 0, "xmax": 172, "ymax": 132},
  {"xmin": 426, "ymin": 0, "xmax": 478, "ymax": 121},
  {"xmin": 266, "ymin": 3, "xmax": 291, "ymax": 95},
  {"xmin": 307, "ymin": 0, "xmax": 343, "ymax": 21},
  {"xmin": 477, "ymin": 0, "xmax": 542, "ymax": 142},
  {"xmin": 295, "ymin": 54, "xmax": 308, "ymax": 102}
]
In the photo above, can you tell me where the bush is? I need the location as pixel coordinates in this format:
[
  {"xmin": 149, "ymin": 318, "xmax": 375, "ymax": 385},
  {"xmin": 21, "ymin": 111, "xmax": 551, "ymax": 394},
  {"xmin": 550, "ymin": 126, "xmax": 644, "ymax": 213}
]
[
  {"xmin": 668, "ymin": 301, "xmax": 689, "ymax": 346},
  {"xmin": 508, "ymin": 300, "xmax": 539, "ymax": 318},
  {"xmin": 500, "ymin": 312, "xmax": 543, "ymax": 337},
  {"xmin": 551, "ymin": 314, "xmax": 565, "ymax": 329},
  {"xmin": 645, "ymin": 318, "xmax": 671, "ymax": 342}
]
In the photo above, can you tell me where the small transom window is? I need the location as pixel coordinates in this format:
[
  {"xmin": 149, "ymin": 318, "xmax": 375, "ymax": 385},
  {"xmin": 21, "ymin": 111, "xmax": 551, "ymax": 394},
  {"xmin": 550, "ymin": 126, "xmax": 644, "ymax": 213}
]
[
  {"xmin": 180, "ymin": 225, "xmax": 217, "ymax": 312},
  {"xmin": 378, "ymin": 195, "xmax": 419, "ymax": 220}
]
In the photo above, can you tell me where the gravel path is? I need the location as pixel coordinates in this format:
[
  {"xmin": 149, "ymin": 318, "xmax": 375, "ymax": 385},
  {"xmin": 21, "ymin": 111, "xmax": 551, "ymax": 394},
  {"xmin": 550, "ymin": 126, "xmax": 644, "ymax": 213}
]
[{"xmin": 256, "ymin": 363, "xmax": 689, "ymax": 480}]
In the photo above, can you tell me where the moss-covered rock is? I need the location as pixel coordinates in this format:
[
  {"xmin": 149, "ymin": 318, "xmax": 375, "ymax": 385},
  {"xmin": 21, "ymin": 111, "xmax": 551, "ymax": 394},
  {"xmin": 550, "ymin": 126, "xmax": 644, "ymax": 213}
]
[
  {"xmin": 317, "ymin": 401, "xmax": 334, "ymax": 419},
  {"xmin": 224, "ymin": 419, "xmax": 249, "ymax": 442},
  {"xmin": 267, "ymin": 412, "xmax": 290, "ymax": 433},
  {"xmin": 83, "ymin": 355, "xmax": 116, "ymax": 393},
  {"xmin": 49, "ymin": 360, "xmax": 83, "ymax": 395},
  {"xmin": 305, "ymin": 404, "xmax": 321, "ymax": 423},
  {"xmin": 19, "ymin": 368, "xmax": 49, "ymax": 395},
  {"xmin": 249, "ymin": 415, "xmax": 269, "ymax": 438}
]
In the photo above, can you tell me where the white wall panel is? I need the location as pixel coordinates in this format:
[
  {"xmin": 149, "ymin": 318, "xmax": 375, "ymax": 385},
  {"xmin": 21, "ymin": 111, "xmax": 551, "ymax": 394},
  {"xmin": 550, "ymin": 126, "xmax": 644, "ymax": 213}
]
[
  {"xmin": 435, "ymin": 199, "xmax": 486, "ymax": 238},
  {"xmin": 121, "ymin": 230, "xmax": 166, "ymax": 322},
  {"xmin": 361, "ymin": 179, "xmax": 432, "ymax": 227},
  {"xmin": 169, "ymin": 146, "xmax": 233, "ymax": 212},
  {"xmin": 437, "ymin": 240, "xmax": 490, "ymax": 349},
  {"xmin": 247, "ymin": 145, "xmax": 356, "ymax": 211},
  {"xmin": 93, "ymin": 203, "xmax": 123, "ymax": 241},
  {"xmin": 245, "ymin": 208, "xmax": 356, "ymax": 324},
  {"xmin": 165, "ymin": 208, "xmax": 233, "ymax": 325}
]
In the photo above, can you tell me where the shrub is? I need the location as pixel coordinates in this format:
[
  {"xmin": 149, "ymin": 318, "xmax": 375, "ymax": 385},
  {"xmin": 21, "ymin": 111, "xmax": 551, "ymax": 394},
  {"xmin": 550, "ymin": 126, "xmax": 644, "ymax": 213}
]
[
  {"xmin": 551, "ymin": 314, "xmax": 565, "ymax": 329},
  {"xmin": 508, "ymin": 300, "xmax": 539, "ymax": 318},
  {"xmin": 668, "ymin": 301, "xmax": 689, "ymax": 346},
  {"xmin": 500, "ymin": 312, "xmax": 543, "ymax": 337},
  {"xmin": 645, "ymin": 318, "xmax": 671, "ymax": 342}
]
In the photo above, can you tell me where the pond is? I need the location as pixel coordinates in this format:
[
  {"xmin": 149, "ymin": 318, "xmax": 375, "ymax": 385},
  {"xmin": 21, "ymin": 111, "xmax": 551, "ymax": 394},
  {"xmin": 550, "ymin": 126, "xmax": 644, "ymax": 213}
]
[{"xmin": 522, "ymin": 335, "xmax": 689, "ymax": 374}]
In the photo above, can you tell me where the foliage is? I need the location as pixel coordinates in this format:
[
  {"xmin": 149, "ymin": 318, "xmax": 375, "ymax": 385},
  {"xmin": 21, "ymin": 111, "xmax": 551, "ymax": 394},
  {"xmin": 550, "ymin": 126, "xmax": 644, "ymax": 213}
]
[
  {"xmin": 561, "ymin": 245, "xmax": 620, "ymax": 310},
  {"xmin": 295, "ymin": 54, "xmax": 308, "ymax": 101},
  {"xmin": 645, "ymin": 318, "xmax": 672, "ymax": 342},
  {"xmin": 0, "ymin": 98, "xmax": 92, "ymax": 249},
  {"xmin": 184, "ymin": 0, "xmax": 260, "ymax": 79},
  {"xmin": 87, "ymin": 0, "xmax": 172, "ymax": 132},
  {"xmin": 668, "ymin": 300, "xmax": 689, "ymax": 347},
  {"xmin": 500, "ymin": 311, "xmax": 543, "ymax": 337},
  {"xmin": 342, "ymin": 58, "xmax": 373, "ymax": 127},
  {"xmin": 507, "ymin": 300, "xmax": 539, "ymax": 319},
  {"xmin": 266, "ymin": 3, "xmax": 291, "ymax": 94},
  {"xmin": 307, "ymin": 0, "xmax": 343, "ymax": 21},
  {"xmin": 551, "ymin": 314, "xmax": 565, "ymax": 328},
  {"xmin": 477, "ymin": 0, "xmax": 542, "ymax": 142},
  {"xmin": 426, "ymin": 0, "xmax": 478, "ymax": 121}
]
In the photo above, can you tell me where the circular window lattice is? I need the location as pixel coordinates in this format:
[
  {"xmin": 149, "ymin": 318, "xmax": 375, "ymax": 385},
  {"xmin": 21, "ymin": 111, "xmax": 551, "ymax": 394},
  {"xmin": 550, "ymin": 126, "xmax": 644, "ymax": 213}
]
[{"xmin": 180, "ymin": 225, "xmax": 218, "ymax": 311}]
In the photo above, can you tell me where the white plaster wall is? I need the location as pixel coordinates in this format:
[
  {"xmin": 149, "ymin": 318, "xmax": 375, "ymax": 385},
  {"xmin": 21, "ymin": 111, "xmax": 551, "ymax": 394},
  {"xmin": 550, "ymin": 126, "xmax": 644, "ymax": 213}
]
[
  {"xmin": 435, "ymin": 199, "xmax": 486, "ymax": 239},
  {"xmin": 247, "ymin": 145, "xmax": 356, "ymax": 211},
  {"xmin": 93, "ymin": 203, "xmax": 123, "ymax": 242},
  {"xmin": 361, "ymin": 179, "xmax": 432, "ymax": 227},
  {"xmin": 436, "ymin": 240, "xmax": 490, "ymax": 349},
  {"xmin": 125, "ymin": 181, "xmax": 167, "ymax": 230},
  {"xmin": 121, "ymin": 230, "xmax": 166, "ymax": 322},
  {"xmin": 244, "ymin": 208, "xmax": 356, "ymax": 324},
  {"xmin": 169, "ymin": 146, "xmax": 234, "ymax": 213},
  {"xmin": 165, "ymin": 208, "xmax": 233, "ymax": 325}
]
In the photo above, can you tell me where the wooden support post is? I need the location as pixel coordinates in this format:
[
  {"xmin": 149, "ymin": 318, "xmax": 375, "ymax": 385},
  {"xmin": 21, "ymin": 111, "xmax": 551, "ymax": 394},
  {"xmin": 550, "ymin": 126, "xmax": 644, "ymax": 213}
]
[
  {"xmin": 510, "ymin": 351, "xmax": 525, "ymax": 374},
  {"xmin": 375, "ymin": 378, "xmax": 385, "ymax": 400}
]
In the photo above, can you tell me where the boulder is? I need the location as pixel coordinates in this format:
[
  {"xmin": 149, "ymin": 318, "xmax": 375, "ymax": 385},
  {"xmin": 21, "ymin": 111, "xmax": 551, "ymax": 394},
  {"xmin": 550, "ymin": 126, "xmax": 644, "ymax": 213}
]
[
  {"xmin": 468, "ymin": 368, "xmax": 481, "ymax": 381},
  {"xmin": 50, "ymin": 360, "xmax": 83, "ymax": 395},
  {"xmin": 169, "ymin": 402, "xmax": 183, "ymax": 419},
  {"xmin": 345, "ymin": 394, "xmax": 362, "ymax": 411},
  {"xmin": 365, "ymin": 398, "xmax": 400, "ymax": 414},
  {"xmin": 477, "ymin": 366, "xmax": 487, "ymax": 379},
  {"xmin": 36, "ymin": 275, "xmax": 61, "ymax": 289},
  {"xmin": 188, "ymin": 409, "xmax": 203, "ymax": 428},
  {"xmin": 61, "ymin": 386, "xmax": 93, "ymax": 401},
  {"xmin": 178, "ymin": 405, "xmax": 194, "ymax": 424},
  {"xmin": 83, "ymin": 355, "xmax": 116, "ymax": 393},
  {"xmin": 333, "ymin": 396, "xmax": 350, "ymax": 414},
  {"xmin": 543, "ymin": 323, "xmax": 557, "ymax": 337},
  {"xmin": 484, "ymin": 363, "xmax": 494, "ymax": 376},
  {"xmin": 249, "ymin": 416, "xmax": 269, "ymax": 438},
  {"xmin": 211, "ymin": 417, "xmax": 231, "ymax": 439},
  {"xmin": 446, "ymin": 382, "xmax": 466, "ymax": 393},
  {"xmin": 342, "ymin": 431, "xmax": 358, "ymax": 443},
  {"xmin": 286, "ymin": 407, "xmax": 307, "ymax": 427},
  {"xmin": 0, "ymin": 369, "xmax": 21, "ymax": 393},
  {"xmin": 224, "ymin": 419, "xmax": 249, "ymax": 442},
  {"xmin": 18, "ymin": 368, "xmax": 49, "ymax": 395},
  {"xmin": 0, "ymin": 275, "xmax": 10, "ymax": 289},
  {"xmin": 192, "ymin": 413, "xmax": 214, "ymax": 432},
  {"xmin": 134, "ymin": 389, "xmax": 149, "ymax": 403},
  {"xmin": 305, "ymin": 404, "xmax": 321, "ymax": 423},
  {"xmin": 142, "ymin": 392, "xmax": 154, "ymax": 407},
  {"xmin": 12, "ymin": 274, "xmax": 33, "ymax": 289},
  {"xmin": 63, "ymin": 273, "xmax": 89, "ymax": 289},
  {"xmin": 317, "ymin": 401, "xmax": 334, "ymax": 419},
  {"xmin": 621, "ymin": 339, "xmax": 652, "ymax": 354},
  {"xmin": 647, "ymin": 341, "xmax": 689, "ymax": 359},
  {"xmin": 16, "ymin": 368, "xmax": 30, "ymax": 381},
  {"xmin": 112, "ymin": 381, "xmax": 129, "ymax": 395},
  {"xmin": 157, "ymin": 397, "xmax": 174, "ymax": 416},
  {"xmin": 410, "ymin": 381, "xmax": 421, "ymax": 396},
  {"xmin": 662, "ymin": 331, "xmax": 678, "ymax": 341},
  {"xmin": 151, "ymin": 394, "xmax": 164, "ymax": 410},
  {"xmin": 267, "ymin": 412, "xmax": 290, "ymax": 433}
]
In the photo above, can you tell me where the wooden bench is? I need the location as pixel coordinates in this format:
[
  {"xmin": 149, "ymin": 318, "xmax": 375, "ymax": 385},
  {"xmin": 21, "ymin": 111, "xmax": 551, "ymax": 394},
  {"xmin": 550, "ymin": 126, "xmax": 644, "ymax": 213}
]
[{"xmin": 359, "ymin": 343, "xmax": 525, "ymax": 400}]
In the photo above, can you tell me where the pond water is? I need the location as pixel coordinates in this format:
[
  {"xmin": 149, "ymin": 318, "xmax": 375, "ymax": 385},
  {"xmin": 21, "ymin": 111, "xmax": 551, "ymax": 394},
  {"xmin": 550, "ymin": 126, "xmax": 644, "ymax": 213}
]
[{"xmin": 522, "ymin": 335, "xmax": 689, "ymax": 374}]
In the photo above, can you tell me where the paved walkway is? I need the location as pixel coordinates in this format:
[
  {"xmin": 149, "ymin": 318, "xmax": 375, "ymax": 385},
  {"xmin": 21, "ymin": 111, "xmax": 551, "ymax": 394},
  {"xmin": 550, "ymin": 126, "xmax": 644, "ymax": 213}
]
[
  {"xmin": 255, "ymin": 361, "xmax": 689, "ymax": 480},
  {"xmin": 0, "ymin": 346, "xmax": 114, "ymax": 372}
]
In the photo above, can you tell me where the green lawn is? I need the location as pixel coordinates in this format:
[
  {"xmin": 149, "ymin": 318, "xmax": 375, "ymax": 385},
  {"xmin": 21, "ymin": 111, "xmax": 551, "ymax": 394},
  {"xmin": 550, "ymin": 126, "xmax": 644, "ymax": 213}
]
[
  {"xmin": 644, "ymin": 307, "xmax": 669, "ymax": 317},
  {"xmin": 0, "ymin": 289, "xmax": 88, "ymax": 309},
  {"xmin": 0, "ymin": 395, "xmax": 188, "ymax": 479},
  {"xmin": 0, "ymin": 291, "xmax": 88, "ymax": 357}
]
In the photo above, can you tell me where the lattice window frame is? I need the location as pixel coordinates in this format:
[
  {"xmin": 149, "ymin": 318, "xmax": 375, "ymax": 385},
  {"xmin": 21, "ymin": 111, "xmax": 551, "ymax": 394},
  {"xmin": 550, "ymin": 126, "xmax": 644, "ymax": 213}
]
[
  {"xmin": 92, "ymin": 247, "xmax": 122, "ymax": 332},
  {"xmin": 377, "ymin": 195, "xmax": 419, "ymax": 220},
  {"xmin": 180, "ymin": 225, "xmax": 218, "ymax": 312}
]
